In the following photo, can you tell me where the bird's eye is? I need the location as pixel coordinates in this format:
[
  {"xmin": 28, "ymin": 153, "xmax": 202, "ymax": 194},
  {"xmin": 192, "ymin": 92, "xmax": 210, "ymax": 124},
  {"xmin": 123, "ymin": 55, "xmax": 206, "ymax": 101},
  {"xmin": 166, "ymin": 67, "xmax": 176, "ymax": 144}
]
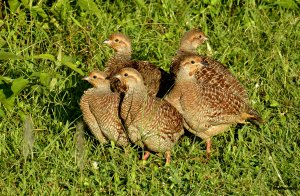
[
  {"xmin": 115, "ymin": 39, "xmax": 119, "ymax": 42},
  {"xmin": 124, "ymin": 73, "xmax": 128, "ymax": 77},
  {"xmin": 199, "ymin": 35, "xmax": 202, "ymax": 38},
  {"xmin": 191, "ymin": 60, "xmax": 195, "ymax": 64},
  {"xmin": 93, "ymin": 75, "xmax": 97, "ymax": 79}
]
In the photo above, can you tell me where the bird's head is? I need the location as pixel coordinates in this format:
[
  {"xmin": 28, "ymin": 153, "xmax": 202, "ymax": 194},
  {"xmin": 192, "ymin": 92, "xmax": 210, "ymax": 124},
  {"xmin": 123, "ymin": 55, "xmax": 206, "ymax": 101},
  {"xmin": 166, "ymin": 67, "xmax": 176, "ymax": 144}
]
[
  {"xmin": 113, "ymin": 68, "xmax": 144, "ymax": 92},
  {"xmin": 180, "ymin": 29, "xmax": 208, "ymax": 52},
  {"xmin": 179, "ymin": 55, "xmax": 206, "ymax": 77},
  {"xmin": 104, "ymin": 33, "xmax": 132, "ymax": 54},
  {"xmin": 83, "ymin": 70, "xmax": 109, "ymax": 88}
]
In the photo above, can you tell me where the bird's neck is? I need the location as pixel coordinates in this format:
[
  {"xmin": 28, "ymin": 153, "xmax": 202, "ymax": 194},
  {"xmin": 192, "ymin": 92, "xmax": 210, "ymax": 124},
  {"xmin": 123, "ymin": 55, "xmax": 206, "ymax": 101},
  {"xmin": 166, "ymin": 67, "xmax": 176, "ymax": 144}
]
[
  {"xmin": 178, "ymin": 46, "xmax": 197, "ymax": 54},
  {"xmin": 121, "ymin": 85, "xmax": 148, "ymax": 118},
  {"xmin": 115, "ymin": 50, "xmax": 132, "ymax": 59},
  {"xmin": 93, "ymin": 83, "xmax": 112, "ymax": 94},
  {"xmin": 106, "ymin": 52, "xmax": 132, "ymax": 74},
  {"xmin": 125, "ymin": 84, "xmax": 148, "ymax": 103},
  {"xmin": 114, "ymin": 51, "xmax": 131, "ymax": 63},
  {"xmin": 176, "ymin": 69, "xmax": 197, "ymax": 83}
]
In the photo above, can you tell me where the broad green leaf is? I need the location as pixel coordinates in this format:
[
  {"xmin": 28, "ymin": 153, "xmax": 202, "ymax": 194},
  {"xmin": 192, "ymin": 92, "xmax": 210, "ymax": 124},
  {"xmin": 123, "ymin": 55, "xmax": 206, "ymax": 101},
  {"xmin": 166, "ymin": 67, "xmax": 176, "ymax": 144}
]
[
  {"xmin": 135, "ymin": 0, "xmax": 146, "ymax": 8},
  {"xmin": 0, "ymin": 76, "xmax": 13, "ymax": 83},
  {"xmin": 20, "ymin": 0, "xmax": 30, "ymax": 8},
  {"xmin": 50, "ymin": 0, "xmax": 64, "ymax": 14},
  {"xmin": 8, "ymin": 0, "xmax": 20, "ymax": 13},
  {"xmin": 30, "ymin": 71, "xmax": 41, "ymax": 78},
  {"xmin": 0, "ymin": 77, "xmax": 28, "ymax": 110},
  {"xmin": 0, "ymin": 98, "xmax": 14, "ymax": 109},
  {"xmin": 211, "ymin": 0, "xmax": 221, "ymax": 5},
  {"xmin": 0, "ymin": 52, "xmax": 23, "ymax": 60},
  {"xmin": 62, "ymin": 55, "xmax": 76, "ymax": 64},
  {"xmin": 29, "ymin": 54, "xmax": 84, "ymax": 75},
  {"xmin": 77, "ymin": 0, "xmax": 102, "ymax": 19},
  {"xmin": 0, "ymin": 88, "xmax": 14, "ymax": 109},
  {"xmin": 0, "ymin": 108, "xmax": 5, "ymax": 117},
  {"xmin": 270, "ymin": 100, "xmax": 280, "ymax": 107},
  {"xmin": 39, "ymin": 73, "xmax": 52, "ymax": 87},
  {"xmin": 49, "ymin": 78, "xmax": 58, "ymax": 91},
  {"xmin": 30, "ymin": 54, "xmax": 56, "ymax": 61},
  {"xmin": 11, "ymin": 77, "xmax": 29, "ymax": 96},
  {"xmin": 61, "ymin": 61, "xmax": 85, "ymax": 76},
  {"xmin": 31, "ymin": 6, "xmax": 49, "ymax": 19},
  {"xmin": 0, "ymin": 36, "xmax": 6, "ymax": 49}
]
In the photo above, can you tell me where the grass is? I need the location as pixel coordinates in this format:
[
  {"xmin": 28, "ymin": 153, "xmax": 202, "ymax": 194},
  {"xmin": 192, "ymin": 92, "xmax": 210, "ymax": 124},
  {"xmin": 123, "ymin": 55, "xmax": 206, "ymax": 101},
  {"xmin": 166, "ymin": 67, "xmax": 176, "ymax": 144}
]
[{"xmin": 0, "ymin": 0, "xmax": 299, "ymax": 194}]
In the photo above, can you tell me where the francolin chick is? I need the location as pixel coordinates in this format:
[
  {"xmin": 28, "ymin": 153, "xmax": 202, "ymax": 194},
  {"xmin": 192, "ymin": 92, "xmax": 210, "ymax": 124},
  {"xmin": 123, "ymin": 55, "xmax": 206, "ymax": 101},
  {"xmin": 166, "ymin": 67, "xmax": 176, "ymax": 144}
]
[
  {"xmin": 170, "ymin": 29, "xmax": 208, "ymax": 77},
  {"xmin": 114, "ymin": 68, "xmax": 184, "ymax": 164},
  {"xmin": 170, "ymin": 29, "xmax": 248, "ymax": 102},
  {"xmin": 104, "ymin": 32, "xmax": 173, "ymax": 97},
  {"xmin": 165, "ymin": 55, "xmax": 262, "ymax": 160},
  {"xmin": 80, "ymin": 70, "xmax": 129, "ymax": 147}
]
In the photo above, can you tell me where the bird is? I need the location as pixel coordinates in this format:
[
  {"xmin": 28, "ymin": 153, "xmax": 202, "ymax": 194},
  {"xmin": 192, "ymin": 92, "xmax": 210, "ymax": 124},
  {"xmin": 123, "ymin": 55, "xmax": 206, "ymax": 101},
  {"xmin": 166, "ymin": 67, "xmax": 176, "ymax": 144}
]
[
  {"xmin": 113, "ymin": 67, "xmax": 184, "ymax": 164},
  {"xmin": 80, "ymin": 70, "xmax": 130, "ymax": 147},
  {"xmin": 170, "ymin": 29, "xmax": 248, "ymax": 102},
  {"xmin": 104, "ymin": 32, "xmax": 173, "ymax": 97},
  {"xmin": 165, "ymin": 55, "xmax": 262, "ymax": 160},
  {"xmin": 170, "ymin": 29, "xmax": 208, "ymax": 77}
]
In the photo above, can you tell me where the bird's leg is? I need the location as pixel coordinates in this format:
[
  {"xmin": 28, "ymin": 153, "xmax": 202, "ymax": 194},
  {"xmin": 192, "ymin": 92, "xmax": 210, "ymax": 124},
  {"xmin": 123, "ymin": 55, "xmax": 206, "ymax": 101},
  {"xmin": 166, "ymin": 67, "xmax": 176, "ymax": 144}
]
[
  {"xmin": 165, "ymin": 150, "xmax": 171, "ymax": 165},
  {"xmin": 206, "ymin": 138, "xmax": 212, "ymax": 161},
  {"xmin": 202, "ymin": 124, "xmax": 231, "ymax": 161},
  {"xmin": 142, "ymin": 151, "xmax": 151, "ymax": 161}
]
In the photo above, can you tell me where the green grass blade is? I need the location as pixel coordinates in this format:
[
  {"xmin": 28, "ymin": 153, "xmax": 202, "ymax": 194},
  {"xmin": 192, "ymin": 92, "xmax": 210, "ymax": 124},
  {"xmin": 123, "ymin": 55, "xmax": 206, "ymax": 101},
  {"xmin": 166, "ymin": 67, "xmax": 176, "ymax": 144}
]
[{"xmin": 0, "ymin": 52, "xmax": 23, "ymax": 60}]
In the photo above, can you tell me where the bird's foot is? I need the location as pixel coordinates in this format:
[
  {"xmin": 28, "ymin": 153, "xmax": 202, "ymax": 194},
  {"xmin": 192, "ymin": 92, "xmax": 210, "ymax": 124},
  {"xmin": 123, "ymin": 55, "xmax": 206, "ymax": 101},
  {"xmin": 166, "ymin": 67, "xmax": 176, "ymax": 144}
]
[
  {"xmin": 206, "ymin": 139, "xmax": 212, "ymax": 162},
  {"xmin": 142, "ymin": 151, "xmax": 151, "ymax": 161},
  {"xmin": 165, "ymin": 151, "xmax": 171, "ymax": 166}
]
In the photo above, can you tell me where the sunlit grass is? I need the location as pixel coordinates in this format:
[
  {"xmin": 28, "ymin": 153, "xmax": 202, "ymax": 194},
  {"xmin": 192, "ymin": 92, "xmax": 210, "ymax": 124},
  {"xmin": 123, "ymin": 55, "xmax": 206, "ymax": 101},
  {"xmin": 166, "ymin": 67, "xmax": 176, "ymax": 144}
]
[{"xmin": 0, "ymin": 0, "xmax": 299, "ymax": 194}]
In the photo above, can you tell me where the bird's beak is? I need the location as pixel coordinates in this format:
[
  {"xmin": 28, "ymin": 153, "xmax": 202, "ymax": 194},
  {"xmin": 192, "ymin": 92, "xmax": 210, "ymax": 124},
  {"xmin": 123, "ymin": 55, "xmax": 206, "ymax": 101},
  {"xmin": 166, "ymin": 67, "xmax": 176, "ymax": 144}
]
[
  {"xmin": 201, "ymin": 61, "xmax": 209, "ymax": 67},
  {"xmin": 82, "ymin": 76, "xmax": 90, "ymax": 81},
  {"xmin": 113, "ymin": 74, "xmax": 121, "ymax": 79},
  {"xmin": 103, "ymin": 40, "xmax": 111, "ymax": 45},
  {"xmin": 203, "ymin": 36, "xmax": 209, "ymax": 41}
]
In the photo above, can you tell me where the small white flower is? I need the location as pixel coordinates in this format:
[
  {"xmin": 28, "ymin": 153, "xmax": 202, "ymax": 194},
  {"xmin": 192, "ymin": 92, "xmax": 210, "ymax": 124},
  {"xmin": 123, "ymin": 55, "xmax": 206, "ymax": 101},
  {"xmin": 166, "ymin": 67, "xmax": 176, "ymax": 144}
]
[{"xmin": 92, "ymin": 161, "xmax": 99, "ymax": 170}]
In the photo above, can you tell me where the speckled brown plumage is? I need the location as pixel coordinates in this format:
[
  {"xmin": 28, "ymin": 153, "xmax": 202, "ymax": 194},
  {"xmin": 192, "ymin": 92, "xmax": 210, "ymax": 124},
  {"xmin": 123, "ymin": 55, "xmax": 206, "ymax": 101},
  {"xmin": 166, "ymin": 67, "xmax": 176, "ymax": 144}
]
[
  {"xmin": 114, "ymin": 68, "xmax": 184, "ymax": 164},
  {"xmin": 104, "ymin": 32, "xmax": 172, "ymax": 97},
  {"xmin": 197, "ymin": 56, "xmax": 249, "ymax": 102},
  {"xmin": 170, "ymin": 29, "xmax": 248, "ymax": 102},
  {"xmin": 80, "ymin": 70, "xmax": 129, "ymax": 147},
  {"xmin": 165, "ymin": 55, "xmax": 262, "ymax": 159}
]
